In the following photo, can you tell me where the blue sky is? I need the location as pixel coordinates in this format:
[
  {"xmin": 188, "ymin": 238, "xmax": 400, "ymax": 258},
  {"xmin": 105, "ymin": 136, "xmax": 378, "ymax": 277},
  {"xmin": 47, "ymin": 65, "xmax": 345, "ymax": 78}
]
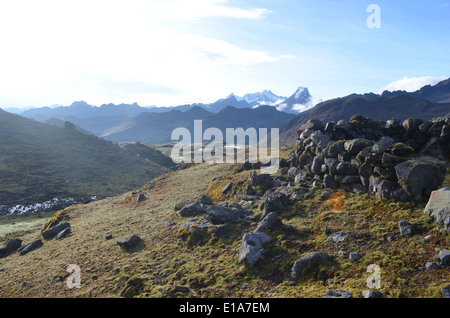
[{"xmin": 0, "ymin": 0, "xmax": 449, "ymax": 108}]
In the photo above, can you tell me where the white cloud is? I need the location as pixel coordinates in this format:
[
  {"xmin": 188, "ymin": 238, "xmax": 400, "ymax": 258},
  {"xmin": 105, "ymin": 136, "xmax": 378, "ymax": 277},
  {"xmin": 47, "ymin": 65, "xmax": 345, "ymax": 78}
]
[
  {"xmin": 380, "ymin": 76, "xmax": 447, "ymax": 93},
  {"xmin": 146, "ymin": 0, "xmax": 271, "ymax": 21}
]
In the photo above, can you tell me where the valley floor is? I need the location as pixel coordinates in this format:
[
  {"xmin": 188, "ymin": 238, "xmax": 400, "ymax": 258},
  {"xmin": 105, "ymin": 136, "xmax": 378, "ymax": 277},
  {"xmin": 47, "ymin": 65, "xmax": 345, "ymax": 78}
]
[{"xmin": 0, "ymin": 161, "xmax": 449, "ymax": 298}]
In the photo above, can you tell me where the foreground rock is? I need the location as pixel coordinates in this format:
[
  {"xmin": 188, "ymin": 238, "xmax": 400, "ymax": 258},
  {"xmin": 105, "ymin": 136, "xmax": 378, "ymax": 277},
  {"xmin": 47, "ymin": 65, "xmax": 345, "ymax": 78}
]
[
  {"xmin": 424, "ymin": 187, "xmax": 450, "ymax": 233},
  {"xmin": 179, "ymin": 201, "xmax": 206, "ymax": 217},
  {"xmin": 18, "ymin": 239, "xmax": 43, "ymax": 256},
  {"xmin": 117, "ymin": 235, "xmax": 145, "ymax": 252},
  {"xmin": 324, "ymin": 290, "xmax": 353, "ymax": 298},
  {"xmin": 254, "ymin": 212, "xmax": 282, "ymax": 233},
  {"xmin": 42, "ymin": 222, "xmax": 71, "ymax": 240},
  {"xmin": 0, "ymin": 238, "xmax": 22, "ymax": 258},
  {"xmin": 291, "ymin": 252, "xmax": 332, "ymax": 282},
  {"xmin": 238, "ymin": 233, "xmax": 272, "ymax": 267}
]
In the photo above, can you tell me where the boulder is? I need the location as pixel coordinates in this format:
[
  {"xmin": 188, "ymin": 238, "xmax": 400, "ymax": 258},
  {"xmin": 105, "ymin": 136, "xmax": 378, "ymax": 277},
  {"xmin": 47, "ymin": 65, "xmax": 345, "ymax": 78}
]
[
  {"xmin": 249, "ymin": 171, "xmax": 272, "ymax": 187},
  {"xmin": 55, "ymin": 228, "xmax": 71, "ymax": 240},
  {"xmin": 344, "ymin": 138, "xmax": 373, "ymax": 155},
  {"xmin": 336, "ymin": 162, "xmax": 358, "ymax": 175},
  {"xmin": 291, "ymin": 252, "xmax": 332, "ymax": 282},
  {"xmin": 262, "ymin": 191, "xmax": 289, "ymax": 216},
  {"xmin": 402, "ymin": 118, "xmax": 423, "ymax": 136},
  {"xmin": 435, "ymin": 248, "xmax": 450, "ymax": 266},
  {"xmin": 42, "ymin": 222, "xmax": 71, "ymax": 240},
  {"xmin": 424, "ymin": 187, "xmax": 450, "ymax": 233},
  {"xmin": 205, "ymin": 204, "xmax": 244, "ymax": 225},
  {"xmin": 399, "ymin": 220, "xmax": 412, "ymax": 236},
  {"xmin": 179, "ymin": 201, "xmax": 206, "ymax": 217},
  {"xmin": 222, "ymin": 182, "xmax": 233, "ymax": 193},
  {"xmin": 335, "ymin": 175, "xmax": 361, "ymax": 185},
  {"xmin": 18, "ymin": 239, "xmax": 43, "ymax": 256},
  {"xmin": 297, "ymin": 119, "xmax": 324, "ymax": 135},
  {"xmin": 395, "ymin": 156, "xmax": 447, "ymax": 201},
  {"xmin": 388, "ymin": 142, "xmax": 414, "ymax": 157},
  {"xmin": 372, "ymin": 136, "xmax": 395, "ymax": 154},
  {"xmin": 310, "ymin": 130, "xmax": 331, "ymax": 149},
  {"xmin": 0, "ymin": 238, "xmax": 22, "ymax": 258},
  {"xmin": 200, "ymin": 195, "xmax": 213, "ymax": 205},
  {"xmin": 238, "ymin": 233, "xmax": 272, "ymax": 267},
  {"xmin": 254, "ymin": 212, "xmax": 283, "ymax": 233},
  {"xmin": 362, "ymin": 290, "xmax": 383, "ymax": 298},
  {"xmin": 368, "ymin": 176, "xmax": 410, "ymax": 201},
  {"xmin": 117, "ymin": 234, "xmax": 144, "ymax": 252}
]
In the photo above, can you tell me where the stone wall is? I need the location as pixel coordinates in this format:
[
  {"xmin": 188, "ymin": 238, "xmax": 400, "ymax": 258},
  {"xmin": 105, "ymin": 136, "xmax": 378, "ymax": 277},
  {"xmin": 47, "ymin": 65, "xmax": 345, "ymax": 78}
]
[{"xmin": 287, "ymin": 114, "xmax": 449, "ymax": 201}]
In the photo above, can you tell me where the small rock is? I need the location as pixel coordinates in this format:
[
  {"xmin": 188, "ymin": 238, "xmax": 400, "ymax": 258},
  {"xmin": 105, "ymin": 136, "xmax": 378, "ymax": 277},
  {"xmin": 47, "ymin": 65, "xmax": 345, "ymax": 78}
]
[
  {"xmin": 425, "ymin": 261, "xmax": 439, "ymax": 270},
  {"xmin": 105, "ymin": 234, "xmax": 113, "ymax": 240},
  {"xmin": 349, "ymin": 252, "xmax": 363, "ymax": 260},
  {"xmin": 199, "ymin": 195, "xmax": 213, "ymax": 205},
  {"xmin": 324, "ymin": 290, "xmax": 353, "ymax": 298},
  {"xmin": 136, "ymin": 193, "xmax": 146, "ymax": 202},
  {"xmin": 21, "ymin": 282, "xmax": 32, "ymax": 287},
  {"xmin": 42, "ymin": 222, "xmax": 71, "ymax": 240},
  {"xmin": 222, "ymin": 182, "xmax": 233, "ymax": 193},
  {"xmin": 254, "ymin": 212, "xmax": 282, "ymax": 233},
  {"xmin": 117, "ymin": 234, "xmax": 144, "ymax": 252},
  {"xmin": 0, "ymin": 238, "xmax": 22, "ymax": 258},
  {"xmin": 179, "ymin": 201, "xmax": 206, "ymax": 217},
  {"xmin": 164, "ymin": 221, "xmax": 175, "ymax": 228},
  {"xmin": 331, "ymin": 231, "xmax": 348, "ymax": 243},
  {"xmin": 441, "ymin": 286, "xmax": 450, "ymax": 298},
  {"xmin": 18, "ymin": 239, "xmax": 43, "ymax": 256},
  {"xmin": 399, "ymin": 220, "xmax": 412, "ymax": 236},
  {"xmin": 362, "ymin": 290, "xmax": 383, "ymax": 298},
  {"xmin": 435, "ymin": 248, "xmax": 450, "ymax": 265},
  {"xmin": 55, "ymin": 228, "xmax": 71, "ymax": 240},
  {"xmin": 291, "ymin": 252, "xmax": 331, "ymax": 282}
]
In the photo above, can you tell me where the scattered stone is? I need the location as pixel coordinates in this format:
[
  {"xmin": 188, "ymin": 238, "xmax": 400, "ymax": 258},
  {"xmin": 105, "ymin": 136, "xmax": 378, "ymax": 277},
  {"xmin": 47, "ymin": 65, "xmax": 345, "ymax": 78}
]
[
  {"xmin": 249, "ymin": 171, "xmax": 272, "ymax": 187},
  {"xmin": 0, "ymin": 238, "xmax": 22, "ymax": 258},
  {"xmin": 55, "ymin": 227, "xmax": 71, "ymax": 240},
  {"xmin": 262, "ymin": 191, "xmax": 289, "ymax": 216},
  {"xmin": 425, "ymin": 261, "xmax": 439, "ymax": 270},
  {"xmin": 164, "ymin": 221, "xmax": 175, "ymax": 228},
  {"xmin": 362, "ymin": 290, "xmax": 383, "ymax": 298},
  {"xmin": 105, "ymin": 234, "xmax": 113, "ymax": 240},
  {"xmin": 205, "ymin": 204, "xmax": 245, "ymax": 224},
  {"xmin": 254, "ymin": 212, "xmax": 283, "ymax": 233},
  {"xmin": 42, "ymin": 222, "xmax": 71, "ymax": 240},
  {"xmin": 117, "ymin": 234, "xmax": 144, "ymax": 252},
  {"xmin": 441, "ymin": 286, "xmax": 450, "ymax": 298},
  {"xmin": 238, "ymin": 232, "xmax": 272, "ymax": 267},
  {"xmin": 136, "ymin": 193, "xmax": 146, "ymax": 202},
  {"xmin": 324, "ymin": 290, "xmax": 353, "ymax": 298},
  {"xmin": 222, "ymin": 182, "xmax": 233, "ymax": 193},
  {"xmin": 434, "ymin": 248, "xmax": 450, "ymax": 265},
  {"xmin": 291, "ymin": 252, "xmax": 331, "ymax": 282},
  {"xmin": 349, "ymin": 252, "xmax": 363, "ymax": 260},
  {"xmin": 18, "ymin": 239, "xmax": 43, "ymax": 256},
  {"xmin": 179, "ymin": 201, "xmax": 206, "ymax": 217},
  {"xmin": 200, "ymin": 195, "xmax": 213, "ymax": 205},
  {"xmin": 331, "ymin": 231, "xmax": 348, "ymax": 243},
  {"xmin": 399, "ymin": 220, "xmax": 412, "ymax": 236},
  {"xmin": 21, "ymin": 282, "xmax": 32, "ymax": 287},
  {"xmin": 174, "ymin": 200, "xmax": 191, "ymax": 211},
  {"xmin": 423, "ymin": 187, "xmax": 450, "ymax": 233}
]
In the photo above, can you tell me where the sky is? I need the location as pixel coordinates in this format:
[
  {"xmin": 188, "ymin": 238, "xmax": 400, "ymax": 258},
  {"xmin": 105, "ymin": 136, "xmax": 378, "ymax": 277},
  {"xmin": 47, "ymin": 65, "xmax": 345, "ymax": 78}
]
[{"xmin": 0, "ymin": 0, "xmax": 449, "ymax": 109}]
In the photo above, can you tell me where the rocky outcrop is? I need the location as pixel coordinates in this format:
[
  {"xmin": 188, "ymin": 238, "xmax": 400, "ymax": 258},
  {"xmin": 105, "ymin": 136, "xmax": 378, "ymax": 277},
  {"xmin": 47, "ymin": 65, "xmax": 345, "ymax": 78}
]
[
  {"xmin": 238, "ymin": 232, "xmax": 272, "ymax": 267},
  {"xmin": 117, "ymin": 234, "xmax": 144, "ymax": 252},
  {"xmin": 424, "ymin": 187, "xmax": 450, "ymax": 233},
  {"xmin": 0, "ymin": 238, "xmax": 22, "ymax": 258},
  {"xmin": 289, "ymin": 115, "xmax": 449, "ymax": 202},
  {"xmin": 41, "ymin": 222, "xmax": 71, "ymax": 240}
]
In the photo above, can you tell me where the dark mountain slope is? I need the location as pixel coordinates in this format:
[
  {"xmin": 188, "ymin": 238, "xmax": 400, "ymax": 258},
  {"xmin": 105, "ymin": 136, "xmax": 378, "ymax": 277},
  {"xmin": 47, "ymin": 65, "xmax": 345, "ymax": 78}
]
[{"xmin": 0, "ymin": 109, "xmax": 172, "ymax": 207}]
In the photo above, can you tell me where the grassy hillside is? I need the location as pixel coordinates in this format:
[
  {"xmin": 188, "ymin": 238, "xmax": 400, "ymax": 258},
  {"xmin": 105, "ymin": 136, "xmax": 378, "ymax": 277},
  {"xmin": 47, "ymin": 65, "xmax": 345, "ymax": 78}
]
[
  {"xmin": 0, "ymin": 109, "xmax": 172, "ymax": 206},
  {"xmin": 0, "ymin": 155, "xmax": 448, "ymax": 298}
]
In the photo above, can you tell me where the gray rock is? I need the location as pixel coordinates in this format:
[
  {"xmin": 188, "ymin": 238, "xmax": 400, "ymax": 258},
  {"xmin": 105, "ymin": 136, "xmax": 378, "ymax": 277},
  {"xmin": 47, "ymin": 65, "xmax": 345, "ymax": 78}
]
[
  {"xmin": 254, "ymin": 212, "xmax": 282, "ymax": 233},
  {"xmin": 200, "ymin": 195, "xmax": 213, "ymax": 205},
  {"xmin": 344, "ymin": 138, "xmax": 373, "ymax": 154},
  {"xmin": 399, "ymin": 220, "xmax": 412, "ymax": 236},
  {"xmin": 262, "ymin": 191, "xmax": 289, "ymax": 216},
  {"xmin": 362, "ymin": 290, "xmax": 383, "ymax": 298},
  {"xmin": 42, "ymin": 222, "xmax": 71, "ymax": 240},
  {"xmin": 424, "ymin": 187, "xmax": 450, "ymax": 233},
  {"xmin": 238, "ymin": 233, "xmax": 272, "ymax": 267},
  {"xmin": 18, "ymin": 239, "xmax": 43, "ymax": 256},
  {"xmin": 310, "ymin": 130, "xmax": 331, "ymax": 148},
  {"xmin": 336, "ymin": 162, "xmax": 358, "ymax": 175},
  {"xmin": 395, "ymin": 156, "xmax": 447, "ymax": 201},
  {"xmin": 441, "ymin": 286, "xmax": 450, "ymax": 298},
  {"xmin": 55, "ymin": 227, "xmax": 71, "ymax": 240},
  {"xmin": 294, "ymin": 170, "xmax": 311, "ymax": 183},
  {"xmin": 349, "ymin": 252, "xmax": 363, "ymax": 260},
  {"xmin": 331, "ymin": 231, "xmax": 348, "ymax": 243},
  {"xmin": 434, "ymin": 248, "xmax": 450, "ymax": 265},
  {"xmin": 0, "ymin": 238, "xmax": 22, "ymax": 258},
  {"xmin": 249, "ymin": 171, "xmax": 272, "ymax": 187},
  {"xmin": 372, "ymin": 136, "xmax": 395, "ymax": 154},
  {"xmin": 335, "ymin": 175, "xmax": 361, "ymax": 184},
  {"xmin": 164, "ymin": 221, "xmax": 175, "ymax": 228},
  {"xmin": 324, "ymin": 290, "xmax": 353, "ymax": 298},
  {"xmin": 291, "ymin": 252, "xmax": 331, "ymax": 282},
  {"xmin": 136, "ymin": 193, "xmax": 146, "ymax": 202},
  {"xmin": 369, "ymin": 176, "xmax": 410, "ymax": 201},
  {"xmin": 174, "ymin": 200, "xmax": 191, "ymax": 211},
  {"xmin": 222, "ymin": 182, "xmax": 233, "ymax": 193},
  {"xmin": 206, "ymin": 204, "xmax": 243, "ymax": 224},
  {"xmin": 179, "ymin": 201, "xmax": 206, "ymax": 217},
  {"xmin": 425, "ymin": 261, "xmax": 439, "ymax": 270},
  {"xmin": 117, "ymin": 234, "xmax": 144, "ymax": 252}
]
